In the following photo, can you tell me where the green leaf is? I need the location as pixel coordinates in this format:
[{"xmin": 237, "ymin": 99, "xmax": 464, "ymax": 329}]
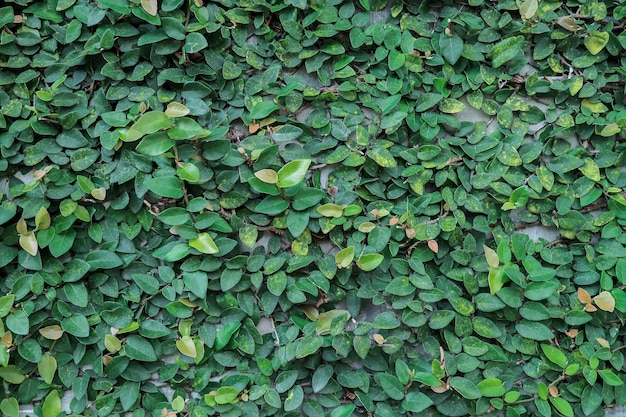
[
  {"xmin": 255, "ymin": 196, "xmax": 289, "ymax": 215},
  {"xmin": 42, "ymin": 390, "xmax": 61, "ymax": 417},
  {"xmin": 215, "ymin": 386, "xmax": 239, "ymax": 404},
  {"xmin": 125, "ymin": 335, "xmax": 157, "ymax": 361},
  {"xmin": 515, "ymin": 320, "xmax": 554, "ymax": 341},
  {"xmin": 184, "ymin": 32, "xmax": 208, "ymax": 53},
  {"xmin": 312, "ymin": 364, "xmax": 334, "ymax": 392},
  {"xmin": 124, "ymin": 111, "xmax": 174, "ymax": 142},
  {"xmin": 145, "ymin": 176, "xmax": 184, "ymax": 198},
  {"xmin": 215, "ymin": 322, "xmax": 241, "ymax": 350},
  {"xmin": 0, "ymin": 294, "xmax": 14, "ymax": 318},
  {"xmin": 250, "ymin": 100, "xmax": 280, "ymax": 119},
  {"xmin": 376, "ymin": 373, "xmax": 405, "ymax": 400},
  {"xmin": 356, "ymin": 253, "xmax": 384, "ymax": 271},
  {"xmin": 598, "ymin": 369, "xmax": 624, "ymax": 386},
  {"xmin": 0, "ymin": 366, "xmax": 25, "ymax": 384},
  {"xmin": 284, "ymin": 386, "xmax": 304, "ymax": 412},
  {"xmin": 549, "ymin": 397, "xmax": 574, "ymax": 417},
  {"xmin": 476, "ymin": 378, "xmax": 505, "ymax": 397},
  {"xmin": 0, "ymin": 398, "xmax": 19, "ymax": 417},
  {"xmin": 38, "ymin": 354, "xmax": 57, "ymax": 385},
  {"xmin": 439, "ymin": 33, "xmax": 463, "ymax": 65},
  {"xmin": 488, "ymin": 36, "xmax": 524, "ymax": 67},
  {"xmin": 330, "ymin": 404, "xmax": 356, "ymax": 417},
  {"xmin": 541, "ymin": 344, "xmax": 568, "ymax": 368},
  {"xmin": 277, "ymin": 159, "xmax": 311, "ymax": 188},
  {"xmin": 296, "ymin": 335, "xmax": 324, "ymax": 358},
  {"xmin": 189, "ymin": 232, "xmax": 219, "ymax": 254},
  {"xmin": 335, "ymin": 246, "xmax": 355, "ymax": 268},
  {"xmin": 450, "ymin": 376, "xmax": 482, "ymax": 399},
  {"xmin": 287, "ymin": 209, "xmax": 309, "ymax": 237},
  {"xmin": 6, "ymin": 310, "xmax": 29, "ymax": 335},
  {"xmin": 402, "ymin": 391, "xmax": 433, "ymax": 413},
  {"xmin": 136, "ymin": 132, "xmax": 175, "ymax": 156},
  {"xmin": 61, "ymin": 314, "xmax": 90, "ymax": 337},
  {"xmin": 0, "ymin": 6, "xmax": 15, "ymax": 29},
  {"xmin": 85, "ymin": 250, "xmax": 124, "ymax": 270}
]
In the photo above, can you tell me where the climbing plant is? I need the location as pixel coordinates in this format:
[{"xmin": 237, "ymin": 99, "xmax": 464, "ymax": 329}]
[{"xmin": 1, "ymin": 0, "xmax": 626, "ymax": 416}]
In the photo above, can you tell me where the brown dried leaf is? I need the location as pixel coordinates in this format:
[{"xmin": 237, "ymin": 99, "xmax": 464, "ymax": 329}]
[{"xmin": 577, "ymin": 287, "xmax": 592, "ymax": 304}]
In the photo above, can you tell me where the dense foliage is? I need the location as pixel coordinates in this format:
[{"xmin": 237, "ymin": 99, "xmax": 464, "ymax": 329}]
[{"xmin": 2, "ymin": 0, "xmax": 626, "ymax": 416}]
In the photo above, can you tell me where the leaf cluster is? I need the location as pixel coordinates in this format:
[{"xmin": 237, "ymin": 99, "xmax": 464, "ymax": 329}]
[{"xmin": 1, "ymin": 0, "xmax": 626, "ymax": 416}]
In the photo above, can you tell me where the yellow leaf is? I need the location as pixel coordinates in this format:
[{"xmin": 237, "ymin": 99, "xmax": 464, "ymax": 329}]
[
  {"xmin": 176, "ymin": 336, "xmax": 197, "ymax": 358},
  {"xmin": 581, "ymin": 99, "xmax": 608, "ymax": 114},
  {"xmin": 302, "ymin": 305, "xmax": 319, "ymax": 321},
  {"xmin": 165, "ymin": 102, "xmax": 190, "ymax": 118},
  {"xmin": 141, "ymin": 0, "xmax": 158, "ymax": 16},
  {"xmin": 597, "ymin": 338, "xmax": 610, "ymax": 348},
  {"xmin": 38, "ymin": 325, "xmax": 64, "ymax": 340},
  {"xmin": 518, "ymin": 0, "xmax": 538, "ymax": 19},
  {"xmin": 593, "ymin": 291, "xmax": 615, "ymax": 312},
  {"xmin": 91, "ymin": 187, "xmax": 107, "ymax": 201},
  {"xmin": 19, "ymin": 232, "xmax": 38, "ymax": 256},
  {"xmin": 16, "ymin": 218, "xmax": 28, "ymax": 235},
  {"xmin": 1, "ymin": 331, "xmax": 12, "ymax": 348},
  {"xmin": 483, "ymin": 245, "xmax": 499, "ymax": 268},
  {"xmin": 35, "ymin": 206, "xmax": 51, "ymax": 230},
  {"xmin": 254, "ymin": 169, "xmax": 278, "ymax": 184},
  {"xmin": 104, "ymin": 334, "xmax": 122, "ymax": 353},
  {"xmin": 373, "ymin": 334, "xmax": 386, "ymax": 345},
  {"xmin": 556, "ymin": 16, "xmax": 578, "ymax": 32}
]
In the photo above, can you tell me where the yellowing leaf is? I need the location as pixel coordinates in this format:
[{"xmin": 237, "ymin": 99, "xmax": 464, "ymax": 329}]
[
  {"xmin": 16, "ymin": 218, "xmax": 28, "ymax": 235},
  {"xmin": 254, "ymin": 169, "xmax": 278, "ymax": 184},
  {"xmin": 317, "ymin": 203, "xmax": 344, "ymax": 218},
  {"xmin": 19, "ymin": 232, "xmax": 38, "ymax": 256},
  {"xmin": 1, "ymin": 332, "xmax": 12, "ymax": 348},
  {"xmin": 176, "ymin": 336, "xmax": 197, "ymax": 358},
  {"xmin": 599, "ymin": 122, "xmax": 620, "ymax": 137},
  {"xmin": 335, "ymin": 246, "xmax": 355, "ymax": 269},
  {"xmin": 518, "ymin": 0, "xmax": 538, "ymax": 19},
  {"xmin": 141, "ymin": 0, "xmax": 158, "ymax": 16},
  {"xmin": 581, "ymin": 99, "xmax": 608, "ymax": 113},
  {"xmin": 593, "ymin": 291, "xmax": 615, "ymax": 312},
  {"xmin": 584, "ymin": 31, "xmax": 609, "ymax": 55},
  {"xmin": 302, "ymin": 305, "xmax": 319, "ymax": 321},
  {"xmin": 484, "ymin": 245, "xmax": 499, "ymax": 268},
  {"xmin": 427, "ymin": 239, "xmax": 439, "ymax": 253},
  {"xmin": 165, "ymin": 102, "xmax": 190, "ymax": 118},
  {"xmin": 557, "ymin": 16, "xmax": 578, "ymax": 32},
  {"xmin": 35, "ymin": 206, "xmax": 51, "ymax": 230},
  {"xmin": 38, "ymin": 354, "xmax": 57, "ymax": 385},
  {"xmin": 373, "ymin": 333, "xmax": 386, "ymax": 345},
  {"xmin": 91, "ymin": 187, "xmax": 107, "ymax": 201},
  {"xmin": 104, "ymin": 334, "xmax": 122, "ymax": 353},
  {"xmin": 597, "ymin": 337, "xmax": 610, "ymax": 348},
  {"xmin": 38, "ymin": 325, "xmax": 64, "ymax": 340}
]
